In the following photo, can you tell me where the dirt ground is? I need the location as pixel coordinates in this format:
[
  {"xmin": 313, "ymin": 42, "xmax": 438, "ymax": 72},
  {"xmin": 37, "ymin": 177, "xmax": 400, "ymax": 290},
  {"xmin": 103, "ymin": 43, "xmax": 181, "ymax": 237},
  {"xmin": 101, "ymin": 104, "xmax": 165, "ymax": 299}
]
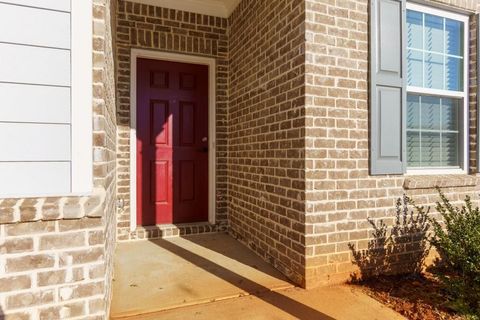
[{"xmin": 352, "ymin": 272, "xmax": 465, "ymax": 320}]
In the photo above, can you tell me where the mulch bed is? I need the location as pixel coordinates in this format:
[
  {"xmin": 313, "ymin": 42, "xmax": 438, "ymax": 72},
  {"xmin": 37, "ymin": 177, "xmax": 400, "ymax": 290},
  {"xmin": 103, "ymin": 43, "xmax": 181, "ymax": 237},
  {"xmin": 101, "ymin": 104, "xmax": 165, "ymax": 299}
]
[{"xmin": 352, "ymin": 272, "xmax": 464, "ymax": 320}]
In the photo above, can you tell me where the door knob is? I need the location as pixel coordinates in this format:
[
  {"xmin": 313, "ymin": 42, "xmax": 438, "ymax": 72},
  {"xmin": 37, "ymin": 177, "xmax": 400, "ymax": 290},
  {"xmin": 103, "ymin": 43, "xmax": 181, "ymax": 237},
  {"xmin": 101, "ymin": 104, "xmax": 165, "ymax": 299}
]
[{"xmin": 202, "ymin": 137, "xmax": 208, "ymax": 142}]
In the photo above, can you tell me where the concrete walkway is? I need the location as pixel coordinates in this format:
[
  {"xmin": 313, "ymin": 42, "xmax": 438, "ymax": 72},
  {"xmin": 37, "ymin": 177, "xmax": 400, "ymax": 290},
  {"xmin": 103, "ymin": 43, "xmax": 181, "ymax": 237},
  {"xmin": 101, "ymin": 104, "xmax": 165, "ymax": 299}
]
[
  {"xmin": 127, "ymin": 286, "xmax": 404, "ymax": 320},
  {"xmin": 111, "ymin": 233, "xmax": 404, "ymax": 320}
]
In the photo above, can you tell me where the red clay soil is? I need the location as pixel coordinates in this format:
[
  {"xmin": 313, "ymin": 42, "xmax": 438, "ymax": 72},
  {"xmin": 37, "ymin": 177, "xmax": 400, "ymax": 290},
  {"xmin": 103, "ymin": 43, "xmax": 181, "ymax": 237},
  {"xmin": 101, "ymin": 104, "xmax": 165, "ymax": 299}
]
[{"xmin": 352, "ymin": 273, "xmax": 464, "ymax": 320}]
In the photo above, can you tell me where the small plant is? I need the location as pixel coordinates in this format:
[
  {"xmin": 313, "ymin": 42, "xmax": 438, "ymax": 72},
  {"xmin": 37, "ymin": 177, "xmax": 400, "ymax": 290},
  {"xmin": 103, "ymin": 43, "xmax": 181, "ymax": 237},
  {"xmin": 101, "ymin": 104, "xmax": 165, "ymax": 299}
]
[
  {"xmin": 430, "ymin": 189, "xmax": 480, "ymax": 317},
  {"xmin": 350, "ymin": 195, "xmax": 430, "ymax": 280}
]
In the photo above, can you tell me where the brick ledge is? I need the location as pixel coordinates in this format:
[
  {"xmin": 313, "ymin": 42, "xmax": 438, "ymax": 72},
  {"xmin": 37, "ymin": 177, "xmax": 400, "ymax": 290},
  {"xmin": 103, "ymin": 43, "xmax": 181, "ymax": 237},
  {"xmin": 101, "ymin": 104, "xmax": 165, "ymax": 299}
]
[
  {"xmin": 0, "ymin": 187, "xmax": 106, "ymax": 225},
  {"xmin": 403, "ymin": 174, "xmax": 477, "ymax": 190}
]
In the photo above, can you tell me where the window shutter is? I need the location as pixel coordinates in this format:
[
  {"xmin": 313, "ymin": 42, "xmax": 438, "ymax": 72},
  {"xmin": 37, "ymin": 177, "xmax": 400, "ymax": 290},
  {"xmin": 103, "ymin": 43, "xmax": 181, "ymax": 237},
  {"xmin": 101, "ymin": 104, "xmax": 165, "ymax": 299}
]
[{"xmin": 370, "ymin": 0, "xmax": 407, "ymax": 175}]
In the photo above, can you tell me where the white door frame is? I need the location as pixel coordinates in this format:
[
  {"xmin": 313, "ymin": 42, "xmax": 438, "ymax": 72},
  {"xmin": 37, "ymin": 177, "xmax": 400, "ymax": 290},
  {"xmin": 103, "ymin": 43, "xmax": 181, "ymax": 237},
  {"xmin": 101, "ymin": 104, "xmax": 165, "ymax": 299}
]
[{"xmin": 129, "ymin": 49, "xmax": 216, "ymax": 231}]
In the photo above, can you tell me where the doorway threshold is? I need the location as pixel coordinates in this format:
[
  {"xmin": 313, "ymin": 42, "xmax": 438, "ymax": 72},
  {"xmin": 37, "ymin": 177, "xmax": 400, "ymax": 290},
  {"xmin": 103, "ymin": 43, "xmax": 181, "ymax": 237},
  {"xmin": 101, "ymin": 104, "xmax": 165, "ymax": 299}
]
[{"xmin": 127, "ymin": 222, "xmax": 227, "ymax": 241}]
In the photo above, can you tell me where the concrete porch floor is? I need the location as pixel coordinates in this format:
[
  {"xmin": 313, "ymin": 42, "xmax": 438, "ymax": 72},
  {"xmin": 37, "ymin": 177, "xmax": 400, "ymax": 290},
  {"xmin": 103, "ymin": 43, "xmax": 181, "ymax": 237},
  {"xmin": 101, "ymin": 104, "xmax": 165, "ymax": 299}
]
[
  {"xmin": 110, "ymin": 233, "xmax": 404, "ymax": 320},
  {"xmin": 110, "ymin": 233, "xmax": 293, "ymax": 318}
]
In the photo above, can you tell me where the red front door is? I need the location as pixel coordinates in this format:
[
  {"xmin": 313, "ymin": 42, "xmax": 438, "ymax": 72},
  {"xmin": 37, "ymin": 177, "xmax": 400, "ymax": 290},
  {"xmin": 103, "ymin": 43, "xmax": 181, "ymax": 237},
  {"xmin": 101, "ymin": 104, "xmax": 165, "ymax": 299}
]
[{"xmin": 136, "ymin": 58, "xmax": 209, "ymax": 225}]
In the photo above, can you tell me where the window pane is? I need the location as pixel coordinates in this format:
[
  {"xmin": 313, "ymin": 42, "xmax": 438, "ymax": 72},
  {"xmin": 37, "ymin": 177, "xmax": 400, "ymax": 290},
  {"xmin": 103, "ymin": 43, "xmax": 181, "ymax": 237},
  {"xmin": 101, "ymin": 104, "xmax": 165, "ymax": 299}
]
[
  {"xmin": 425, "ymin": 14, "xmax": 444, "ymax": 53},
  {"xmin": 445, "ymin": 19, "xmax": 462, "ymax": 56},
  {"xmin": 442, "ymin": 132, "xmax": 459, "ymax": 166},
  {"xmin": 407, "ymin": 131, "xmax": 421, "ymax": 167},
  {"xmin": 425, "ymin": 52, "xmax": 443, "ymax": 89},
  {"xmin": 407, "ymin": 49, "xmax": 423, "ymax": 87},
  {"xmin": 421, "ymin": 96, "xmax": 441, "ymax": 130},
  {"xmin": 405, "ymin": 9, "xmax": 465, "ymax": 170},
  {"xmin": 407, "ymin": 95, "xmax": 420, "ymax": 129},
  {"xmin": 442, "ymin": 98, "xmax": 459, "ymax": 131},
  {"xmin": 407, "ymin": 10, "xmax": 423, "ymax": 49},
  {"xmin": 445, "ymin": 56, "xmax": 463, "ymax": 91},
  {"xmin": 421, "ymin": 132, "xmax": 442, "ymax": 166}
]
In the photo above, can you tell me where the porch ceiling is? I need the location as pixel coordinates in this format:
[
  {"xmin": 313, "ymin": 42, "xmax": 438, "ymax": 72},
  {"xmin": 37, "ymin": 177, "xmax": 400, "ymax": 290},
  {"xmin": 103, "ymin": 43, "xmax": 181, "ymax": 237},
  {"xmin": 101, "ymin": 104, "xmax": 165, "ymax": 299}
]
[{"xmin": 129, "ymin": 0, "xmax": 241, "ymax": 18}]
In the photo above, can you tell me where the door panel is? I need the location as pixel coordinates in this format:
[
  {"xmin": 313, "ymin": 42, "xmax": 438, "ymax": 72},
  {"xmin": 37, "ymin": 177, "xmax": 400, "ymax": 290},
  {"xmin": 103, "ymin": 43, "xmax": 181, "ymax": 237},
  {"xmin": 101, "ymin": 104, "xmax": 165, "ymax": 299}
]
[
  {"xmin": 151, "ymin": 160, "xmax": 169, "ymax": 203},
  {"xmin": 150, "ymin": 100, "xmax": 169, "ymax": 145},
  {"xmin": 137, "ymin": 58, "xmax": 209, "ymax": 225},
  {"xmin": 179, "ymin": 102, "xmax": 195, "ymax": 146},
  {"xmin": 179, "ymin": 160, "xmax": 195, "ymax": 201}
]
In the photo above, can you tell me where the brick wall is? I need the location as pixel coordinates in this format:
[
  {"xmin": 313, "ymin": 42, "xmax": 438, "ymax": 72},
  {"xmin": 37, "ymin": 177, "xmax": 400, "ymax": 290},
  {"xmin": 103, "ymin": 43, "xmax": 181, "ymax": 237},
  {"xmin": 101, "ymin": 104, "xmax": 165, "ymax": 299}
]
[
  {"xmin": 115, "ymin": 0, "xmax": 229, "ymax": 241},
  {"xmin": 0, "ymin": 0, "xmax": 117, "ymax": 318},
  {"xmin": 228, "ymin": 0, "xmax": 307, "ymax": 286},
  {"xmin": 108, "ymin": 0, "xmax": 480, "ymax": 292},
  {"xmin": 304, "ymin": 0, "xmax": 480, "ymax": 287}
]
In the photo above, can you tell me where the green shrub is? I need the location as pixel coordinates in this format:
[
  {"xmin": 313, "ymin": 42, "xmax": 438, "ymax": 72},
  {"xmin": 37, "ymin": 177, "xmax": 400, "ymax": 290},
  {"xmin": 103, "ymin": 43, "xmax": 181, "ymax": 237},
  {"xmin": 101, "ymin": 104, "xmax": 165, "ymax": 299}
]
[{"xmin": 430, "ymin": 190, "xmax": 480, "ymax": 317}]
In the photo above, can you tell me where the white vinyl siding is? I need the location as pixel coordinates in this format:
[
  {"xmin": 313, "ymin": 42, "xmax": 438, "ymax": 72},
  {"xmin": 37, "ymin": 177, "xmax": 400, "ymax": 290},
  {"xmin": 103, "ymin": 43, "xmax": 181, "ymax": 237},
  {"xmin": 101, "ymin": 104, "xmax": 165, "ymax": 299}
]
[
  {"xmin": 0, "ymin": 0, "xmax": 92, "ymax": 197},
  {"xmin": 0, "ymin": 124, "xmax": 70, "ymax": 161},
  {"xmin": 0, "ymin": 84, "xmax": 70, "ymax": 123},
  {"xmin": 0, "ymin": 162, "xmax": 71, "ymax": 197},
  {"xmin": 0, "ymin": 43, "xmax": 70, "ymax": 86},
  {"xmin": 0, "ymin": 0, "xmax": 70, "ymax": 11},
  {"xmin": 0, "ymin": 3, "xmax": 70, "ymax": 49}
]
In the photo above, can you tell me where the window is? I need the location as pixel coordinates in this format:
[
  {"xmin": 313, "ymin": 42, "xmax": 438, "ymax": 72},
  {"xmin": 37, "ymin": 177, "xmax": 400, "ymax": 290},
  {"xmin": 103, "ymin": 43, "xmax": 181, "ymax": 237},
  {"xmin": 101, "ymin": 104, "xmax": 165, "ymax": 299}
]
[
  {"xmin": 0, "ymin": 0, "xmax": 92, "ymax": 197},
  {"xmin": 406, "ymin": 3, "xmax": 468, "ymax": 172},
  {"xmin": 369, "ymin": 0, "xmax": 470, "ymax": 175}
]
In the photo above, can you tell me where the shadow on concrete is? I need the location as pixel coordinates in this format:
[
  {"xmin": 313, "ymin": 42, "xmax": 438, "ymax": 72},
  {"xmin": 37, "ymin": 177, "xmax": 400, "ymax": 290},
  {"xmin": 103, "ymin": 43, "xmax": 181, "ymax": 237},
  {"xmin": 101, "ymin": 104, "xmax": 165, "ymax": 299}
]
[
  {"xmin": 348, "ymin": 195, "xmax": 431, "ymax": 281},
  {"xmin": 152, "ymin": 238, "xmax": 335, "ymax": 320},
  {"xmin": 178, "ymin": 232, "xmax": 285, "ymax": 281}
]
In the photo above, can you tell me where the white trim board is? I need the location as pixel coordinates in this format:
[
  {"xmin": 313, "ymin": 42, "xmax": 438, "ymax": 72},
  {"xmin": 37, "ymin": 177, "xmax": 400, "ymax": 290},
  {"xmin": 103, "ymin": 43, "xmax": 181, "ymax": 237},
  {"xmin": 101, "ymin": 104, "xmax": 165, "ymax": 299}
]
[
  {"xmin": 129, "ymin": 49, "xmax": 217, "ymax": 231},
  {"xmin": 71, "ymin": 0, "xmax": 93, "ymax": 194}
]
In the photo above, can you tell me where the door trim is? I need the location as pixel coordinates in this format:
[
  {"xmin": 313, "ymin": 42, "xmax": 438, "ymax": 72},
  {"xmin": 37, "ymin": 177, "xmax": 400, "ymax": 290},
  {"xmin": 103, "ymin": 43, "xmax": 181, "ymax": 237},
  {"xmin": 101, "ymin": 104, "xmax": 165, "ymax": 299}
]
[{"xmin": 129, "ymin": 49, "xmax": 216, "ymax": 231}]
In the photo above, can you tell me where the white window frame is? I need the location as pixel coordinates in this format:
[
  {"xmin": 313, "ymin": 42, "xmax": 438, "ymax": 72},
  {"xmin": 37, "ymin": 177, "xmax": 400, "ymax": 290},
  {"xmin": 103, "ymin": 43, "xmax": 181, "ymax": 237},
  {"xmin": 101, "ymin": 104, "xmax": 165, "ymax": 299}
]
[{"xmin": 405, "ymin": 2, "xmax": 469, "ymax": 175}]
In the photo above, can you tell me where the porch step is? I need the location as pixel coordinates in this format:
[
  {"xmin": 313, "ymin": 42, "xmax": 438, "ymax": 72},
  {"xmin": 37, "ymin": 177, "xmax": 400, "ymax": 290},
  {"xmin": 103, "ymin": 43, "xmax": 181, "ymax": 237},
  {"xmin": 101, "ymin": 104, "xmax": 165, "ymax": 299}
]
[{"xmin": 127, "ymin": 222, "xmax": 227, "ymax": 241}]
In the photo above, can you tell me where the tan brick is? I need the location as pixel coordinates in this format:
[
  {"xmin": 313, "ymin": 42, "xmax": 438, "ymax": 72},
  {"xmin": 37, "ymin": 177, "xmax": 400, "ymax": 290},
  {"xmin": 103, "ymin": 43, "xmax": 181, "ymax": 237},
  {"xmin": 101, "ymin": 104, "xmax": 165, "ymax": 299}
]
[
  {"xmin": 88, "ymin": 230, "xmax": 104, "ymax": 245},
  {"xmin": 0, "ymin": 275, "xmax": 31, "ymax": 293},
  {"xmin": 39, "ymin": 232, "xmax": 85, "ymax": 250},
  {"xmin": 35, "ymin": 268, "xmax": 83, "ymax": 288},
  {"xmin": 59, "ymin": 282, "xmax": 104, "ymax": 301},
  {"xmin": 3, "ymin": 311, "xmax": 31, "ymax": 320},
  {"xmin": 59, "ymin": 247, "xmax": 104, "ymax": 266},
  {"xmin": 37, "ymin": 270, "xmax": 66, "ymax": 287},
  {"xmin": 5, "ymin": 221, "xmax": 55, "ymax": 236},
  {"xmin": 89, "ymin": 298, "xmax": 105, "ymax": 314},
  {"xmin": 6, "ymin": 254, "xmax": 55, "ymax": 273},
  {"xmin": 58, "ymin": 218, "xmax": 102, "ymax": 232},
  {"xmin": 88, "ymin": 264, "xmax": 106, "ymax": 280},
  {"xmin": 39, "ymin": 301, "xmax": 85, "ymax": 320},
  {"xmin": 0, "ymin": 238, "xmax": 33, "ymax": 254},
  {"xmin": 6, "ymin": 290, "xmax": 55, "ymax": 309}
]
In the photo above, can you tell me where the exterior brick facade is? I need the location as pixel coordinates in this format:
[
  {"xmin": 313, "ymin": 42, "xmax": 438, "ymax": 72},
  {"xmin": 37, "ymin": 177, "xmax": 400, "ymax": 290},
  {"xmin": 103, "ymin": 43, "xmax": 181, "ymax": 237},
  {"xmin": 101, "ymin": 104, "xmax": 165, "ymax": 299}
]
[
  {"xmin": 116, "ymin": 0, "xmax": 480, "ymax": 290},
  {"xmin": 115, "ymin": 0, "xmax": 229, "ymax": 241},
  {"xmin": 228, "ymin": 0, "xmax": 308, "ymax": 286},
  {"xmin": 304, "ymin": 0, "xmax": 480, "ymax": 286},
  {"xmin": 1, "ymin": 0, "xmax": 480, "ymax": 317},
  {"xmin": 0, "ymin": 0, "xmax": 117, "ymax": 318}
]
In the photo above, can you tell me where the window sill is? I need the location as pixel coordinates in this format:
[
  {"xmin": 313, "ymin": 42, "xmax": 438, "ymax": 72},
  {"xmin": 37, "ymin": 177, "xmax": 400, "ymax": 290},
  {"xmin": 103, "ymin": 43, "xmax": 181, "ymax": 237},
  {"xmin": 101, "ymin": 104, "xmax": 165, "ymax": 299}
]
[{"xmin": 403, "ymin": 174, "xmax": 477, "ymax": 190}]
